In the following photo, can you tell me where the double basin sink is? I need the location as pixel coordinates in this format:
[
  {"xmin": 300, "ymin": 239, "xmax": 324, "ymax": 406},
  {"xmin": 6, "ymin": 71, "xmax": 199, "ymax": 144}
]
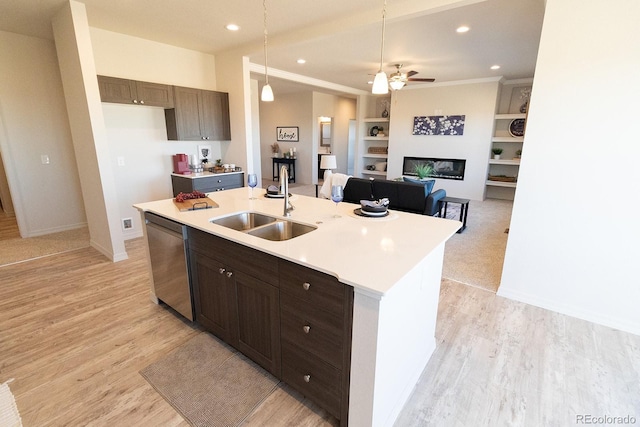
[{"xmin": 211, "ymin": 212, "xmax": 316, "ymax": 241}]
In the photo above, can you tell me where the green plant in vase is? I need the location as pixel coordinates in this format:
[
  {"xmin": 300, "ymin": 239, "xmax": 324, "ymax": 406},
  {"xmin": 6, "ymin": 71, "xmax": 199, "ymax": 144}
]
[
  {"xmin": 492, "ymin": 148, "xmax": 503, "ymax": 159},
  {"xmin": 414, "ymin": 163, "xmax": 434, "ymax": 180}
]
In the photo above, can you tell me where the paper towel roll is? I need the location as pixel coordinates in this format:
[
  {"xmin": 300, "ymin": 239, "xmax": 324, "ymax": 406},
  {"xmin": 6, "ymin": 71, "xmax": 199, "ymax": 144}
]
[{"xmin": 192, "ymin": 154, "xmax": 199, "ymax": 165}]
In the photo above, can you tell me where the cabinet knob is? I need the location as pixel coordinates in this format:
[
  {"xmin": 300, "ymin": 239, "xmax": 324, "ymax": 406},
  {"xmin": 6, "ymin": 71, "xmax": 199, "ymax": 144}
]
[
  {"xmin": 303, "ymin": 325, "xmax": 311, "ymax": 334},
  {"xmin": 217, "ymin": 180, "xmax": 222, "ymax": 183},
  {"xmin": 219, "ymin": 268, "xmax": 226, "ymax": 274},
  {"xmin": 303, "ymin": 375, "xmax": 311, "ymax": 383},
  {"xmin": 140, "ymin": 100, "xmax": 145, "ymax": 105},
  {"xmin": 226, "ymin": 271, "xmax": 233, "ymax": 278},
  {"xmin": 302, "ymin": 282, "xmax": 311, "ymax": 291},
  {"xmin": 132, "ymin": 99, "xmax": 138, "ymax": 104}
]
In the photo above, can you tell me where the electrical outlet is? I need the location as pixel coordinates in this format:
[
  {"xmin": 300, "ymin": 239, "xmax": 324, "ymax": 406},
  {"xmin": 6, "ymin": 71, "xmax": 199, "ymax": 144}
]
[{"xmin": 122, "ymin": 218, "xmax": 133, "ymax": 230}]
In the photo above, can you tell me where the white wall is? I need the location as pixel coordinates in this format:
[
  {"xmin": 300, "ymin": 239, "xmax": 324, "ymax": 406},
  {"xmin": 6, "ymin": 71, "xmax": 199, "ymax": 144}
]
[
  {"xmin": 53, "ymin": 1, "xmax": 127, "ymax": 261},
  {"xmin": 313, "ymin": 92, "xmax": 357, "ymax": 178},
  {"xmin": 0, "ymin": 30, "xmax": 85, "ymax": 236},
  {"xmin": 387, "ymin": 80, "xmax": 500, "ymax": 201},
  {"xmin": 259, "ymin": 91, "xmax": 313, "ymax": 184},
  {"xmin": 90, "ymin": 28, "xmax": 217, "ymax": 90},
  {"xmin": 499, "ymin": 0, "xmax": 640, "ymax": 335},
  {"xmin": 102, "ymin": 104, "xmax": 209, "ymax": 238},
  {"xmin": 90, "ymin": 27, "xmax": 228, "ymax": 240}
]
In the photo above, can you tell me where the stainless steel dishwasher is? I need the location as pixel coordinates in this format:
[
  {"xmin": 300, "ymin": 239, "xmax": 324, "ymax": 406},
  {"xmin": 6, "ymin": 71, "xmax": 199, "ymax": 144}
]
[{"xmin": 144, "ymin": 212, "xmax": 193, "ymax": 321}]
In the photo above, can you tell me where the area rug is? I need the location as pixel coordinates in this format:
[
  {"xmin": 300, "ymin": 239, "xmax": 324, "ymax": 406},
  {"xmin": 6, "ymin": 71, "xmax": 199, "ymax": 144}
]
[
  {"xmin": 0, "ymin": 226, "xmax": 90, "ymax": 267},
  {"xmin": 0, "ymin": 379, "xmax": 22, "ymax": 427},
  {"xmin": 140, "ymin": 332, "xmax": 280, "ymax": 427}
]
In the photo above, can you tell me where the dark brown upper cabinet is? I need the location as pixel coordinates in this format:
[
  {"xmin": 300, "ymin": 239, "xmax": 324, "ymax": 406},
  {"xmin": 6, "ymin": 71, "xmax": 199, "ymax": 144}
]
[
  {"xmin": 164, "ymin": 86, "xmax": 231, "ymax": 141},
  {"xmin": 97, "ymin": 75, "xmax": 174, "ymax": 108}
]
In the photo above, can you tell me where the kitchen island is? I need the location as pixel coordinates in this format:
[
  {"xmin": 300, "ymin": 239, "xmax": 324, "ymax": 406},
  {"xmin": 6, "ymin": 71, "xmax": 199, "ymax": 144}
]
[{"xmin": 134, "ymin": 187, "xmax": 460, "ymax": 426}]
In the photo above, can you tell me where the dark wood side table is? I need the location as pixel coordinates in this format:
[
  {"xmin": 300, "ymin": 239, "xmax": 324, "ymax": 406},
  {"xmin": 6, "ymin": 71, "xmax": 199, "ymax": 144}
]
[
  {"xmin": 273, "ymin": 157, "xmax": 296, "ymax": 183},
  {"xmin": 439, "ymin": 196, "xmax": 470, "ymax": 233}
]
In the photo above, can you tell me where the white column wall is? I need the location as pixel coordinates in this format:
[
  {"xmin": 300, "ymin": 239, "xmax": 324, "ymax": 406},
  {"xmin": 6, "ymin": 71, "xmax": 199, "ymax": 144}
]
[
  {"xmin": 499, "ymin": 0, "xmax": 640, "ymax": 335},
  {"xmin": 52, "ymin": 1, "xmax": 127, "ymax": 261}
]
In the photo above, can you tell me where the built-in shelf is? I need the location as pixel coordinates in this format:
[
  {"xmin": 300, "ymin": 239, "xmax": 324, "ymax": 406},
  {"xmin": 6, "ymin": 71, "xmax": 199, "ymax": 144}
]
[
  {"xmin": 362, "ymin": 170, "xmax": 387, "ymax": 176},
  {"xmin": 360, "ymin": 111, "xmax": 391, "ymax": 179},
  {"xmin": 489, "ymin": 159, "xmax": 520, "ymax": 165},
  {"xmin": 494, "ymin": 113, "xmax": 526, "ymax": 120},
  {"xmin": 486, "ymin": 180, "xmax": 517, "ymax": 188},
  {"xmin": 492, "ymin": 136, "xmax": 524, "ymax": 143}
]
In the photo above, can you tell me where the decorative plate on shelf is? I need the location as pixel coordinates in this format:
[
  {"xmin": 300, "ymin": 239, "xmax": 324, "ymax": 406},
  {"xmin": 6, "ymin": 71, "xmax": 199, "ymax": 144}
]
[
  {"xmin": 509, "ymin": 119, "xmax": 526, "ymax": 137},
  {"xmin": 369, "ymin": 126, "xmax": 380, "ymax": 136}
]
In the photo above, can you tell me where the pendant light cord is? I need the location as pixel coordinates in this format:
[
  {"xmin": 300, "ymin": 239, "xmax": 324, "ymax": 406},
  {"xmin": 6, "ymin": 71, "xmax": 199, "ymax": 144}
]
[
  {"xmin": 263, "ymin": 0, "xmax": 269, "ymax": 85},
  {"xmin": 378, "ymin": 0, "xmax": 387, "ymax": 72}
]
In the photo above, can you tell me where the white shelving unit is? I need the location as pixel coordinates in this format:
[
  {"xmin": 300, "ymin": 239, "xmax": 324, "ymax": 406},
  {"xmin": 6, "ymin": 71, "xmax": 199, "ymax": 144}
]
[
  {"xmin": 362, "ymin": 117, "xmax": 389, "ymax": 178},
  {"xmin": 487, "ymin": 112, "xmax": 525, "ymax": 191}
]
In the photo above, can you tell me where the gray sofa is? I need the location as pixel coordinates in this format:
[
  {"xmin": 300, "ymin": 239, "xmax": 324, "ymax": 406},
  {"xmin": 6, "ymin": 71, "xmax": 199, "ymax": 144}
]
[{"xmin": 343, "ymin": 177, "xmax": 446, "ymax": 216}]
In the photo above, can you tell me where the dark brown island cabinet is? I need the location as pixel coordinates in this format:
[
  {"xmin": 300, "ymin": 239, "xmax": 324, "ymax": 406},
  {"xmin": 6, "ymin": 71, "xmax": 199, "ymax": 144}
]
[
  {"xmin": 188, "ymin": 228, "xmax": 353, "ymax": 426},
  {"xmin": 165, "ymin": 86, "xmax": 231, "ymax": 141},
  {"xmin": 97, "ymin": 75, "xmax": 174, "ymax": 108}
]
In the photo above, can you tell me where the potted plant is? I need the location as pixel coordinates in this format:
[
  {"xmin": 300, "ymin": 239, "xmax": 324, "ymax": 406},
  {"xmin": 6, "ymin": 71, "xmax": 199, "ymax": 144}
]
[
  {"xmin": 414, "ymin": 163, "xmax": 434, "ymax": 180},
  {"xmin": 514, "ymin": 149, "xmax": 522, "ymax": 159},
  {"xmin": 270, "ymin": 142, "xmax": 280, "ymax": 157},
  {"xmin": 492, "ymin": 148, "xmax": 503, "ymax": 160}
]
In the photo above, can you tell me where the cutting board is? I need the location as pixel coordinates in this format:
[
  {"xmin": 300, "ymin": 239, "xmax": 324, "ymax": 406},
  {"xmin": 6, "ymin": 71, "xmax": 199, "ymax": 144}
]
[{"xmin": 173, "ymin": 197, "xmax": 219, "ymax": 211}]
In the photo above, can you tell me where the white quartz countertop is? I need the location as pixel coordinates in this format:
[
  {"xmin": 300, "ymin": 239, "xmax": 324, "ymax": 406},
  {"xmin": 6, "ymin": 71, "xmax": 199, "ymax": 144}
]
[
  {"xmin": 134, "ymin": 187, "xmax": 460, "ymax": 296},
  {"xmin": 171, "ymin": 170, "xmax": 243, "ymax": 179}
]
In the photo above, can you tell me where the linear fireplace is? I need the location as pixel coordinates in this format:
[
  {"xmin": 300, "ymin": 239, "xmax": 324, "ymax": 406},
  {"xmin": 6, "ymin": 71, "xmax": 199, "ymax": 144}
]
[{"xmin": 403, "ymin": 156, "xmax": 466, "ymax": 180}]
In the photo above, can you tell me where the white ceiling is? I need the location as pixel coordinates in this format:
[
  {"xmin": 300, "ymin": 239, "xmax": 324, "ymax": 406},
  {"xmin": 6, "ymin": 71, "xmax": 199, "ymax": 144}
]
[{"xmin": 0, "ymin": 0, "xmax": 545, "ymax": 94}]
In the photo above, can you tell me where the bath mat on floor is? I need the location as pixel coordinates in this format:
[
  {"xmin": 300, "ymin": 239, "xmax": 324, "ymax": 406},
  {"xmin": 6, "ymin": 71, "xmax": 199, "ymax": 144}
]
[
  {"xmin": 0, "ymin": 379, "xmax": 22, "ymax": 427},
  {"xmin": 140, "ymin": 332, "xmax": 279, "ymax": 427}
]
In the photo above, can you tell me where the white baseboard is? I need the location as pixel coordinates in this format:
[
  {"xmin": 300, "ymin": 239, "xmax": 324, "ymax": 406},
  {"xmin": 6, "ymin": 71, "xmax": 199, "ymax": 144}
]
[
  {"xmin": 497, "ymin": 287, "xmax": 640, "ymax": 336},
  {"xmin": 24, "ymin": 222, "xmax": 88, "ymax": 238}
]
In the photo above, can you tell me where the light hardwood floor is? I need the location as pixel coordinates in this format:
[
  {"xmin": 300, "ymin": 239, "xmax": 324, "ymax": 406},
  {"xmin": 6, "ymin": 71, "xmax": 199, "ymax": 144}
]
[
  {"xmin": 2, "ymin": 215, "xmax": 638, "ymax": 426},
  {"xmin": 0, "ymin": 213, "xmax": 20, "ymax": 240}
]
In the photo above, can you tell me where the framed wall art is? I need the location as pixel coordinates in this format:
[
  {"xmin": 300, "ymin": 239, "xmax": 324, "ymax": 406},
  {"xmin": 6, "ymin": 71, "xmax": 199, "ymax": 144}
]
[
  {"xmin": 413, "ymin": 115, "xmax": 465, "ymax": 136},
  {"xmin": 276, "ymin": 126, "xmax": 299, "ymax": 142}
]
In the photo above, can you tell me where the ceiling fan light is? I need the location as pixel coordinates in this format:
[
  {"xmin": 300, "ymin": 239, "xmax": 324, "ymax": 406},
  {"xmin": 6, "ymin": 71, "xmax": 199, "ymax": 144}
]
[
  {"xmin": 389, "ymin": 79, "xmax": 405, "ymax": 91},
  {"xmin": 372, "ymin": 71, "xmax": 389, "ymax": 94},
  {"xmin": 261, "ymin": 83, "xmax": 274, "ymax": 102}
]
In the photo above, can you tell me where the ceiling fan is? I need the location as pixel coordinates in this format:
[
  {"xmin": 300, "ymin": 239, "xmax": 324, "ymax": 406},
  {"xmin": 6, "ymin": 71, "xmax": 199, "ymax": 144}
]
[{"xmin": 387, "ymin": 64, "xmax": 435, "ymax": 90}]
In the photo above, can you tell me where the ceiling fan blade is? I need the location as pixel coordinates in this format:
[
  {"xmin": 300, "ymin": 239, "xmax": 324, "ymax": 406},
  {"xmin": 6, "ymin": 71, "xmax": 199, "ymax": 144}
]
[
  {"xmin": 406, "ymin": 70, "xmax": 419, "ymax": 78},
  {"xmin": 407, "ymin": 78, "xmax": 436, "ymax": 82}
]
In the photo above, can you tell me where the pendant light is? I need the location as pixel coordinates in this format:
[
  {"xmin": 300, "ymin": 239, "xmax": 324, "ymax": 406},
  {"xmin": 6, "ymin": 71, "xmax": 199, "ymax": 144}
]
[
  {"xmin": 372, "ymin": 0, "xmax": 389, "ymax": 95},
  {"xmin": 261, "ymin": 0, "xmax": 274, "ymax": 102}
]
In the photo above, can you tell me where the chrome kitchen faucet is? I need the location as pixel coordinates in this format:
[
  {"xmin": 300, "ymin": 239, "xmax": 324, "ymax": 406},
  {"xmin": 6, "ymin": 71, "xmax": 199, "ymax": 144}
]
[{"xmin": 280, "ymin": 165, "xmax": 294, "ymax": 217}]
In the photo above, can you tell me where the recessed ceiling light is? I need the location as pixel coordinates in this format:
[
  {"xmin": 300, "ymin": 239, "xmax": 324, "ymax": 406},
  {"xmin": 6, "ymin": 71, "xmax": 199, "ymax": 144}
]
[
  {"xmin": 297, "ymin": 59, "xmax": 306, "ymax": 64},
  {"xmin": 490, "ymin": 65, "xmax": 501, "ymax": 70},
  {"xmin": 225, "ymin": 24, "xmax": 240, "ymax": 31},
  {"xmin": 456, "ymin": 26, "xmax": 470, "ymax": 33}
]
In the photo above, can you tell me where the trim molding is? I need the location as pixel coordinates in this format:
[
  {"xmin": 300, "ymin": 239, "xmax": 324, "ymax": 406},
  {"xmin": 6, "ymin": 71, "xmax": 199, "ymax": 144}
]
[{"xmin": 497, "ymin": 287, "xmax": 640, "ymax": 336}]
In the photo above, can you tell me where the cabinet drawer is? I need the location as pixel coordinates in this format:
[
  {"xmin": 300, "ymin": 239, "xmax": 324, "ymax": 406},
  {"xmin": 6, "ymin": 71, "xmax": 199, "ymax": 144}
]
[
  {"xmin": 280, "ymin": 293, "xmax": 343, "ymax": 368},
  {"xmin": 281, "ymin": 341, "xmax": 342, "ymax": 419},
  {"xmin": 193, "ymin": 174, "xmax": 244, "ymax": 192},
  {"xmin": 279, "ymin": 261, "xmax": 344, "ymax": 316},
  {"xmin": 188, "ymin": 228, "xmax": 279, "ymax": 287}
]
